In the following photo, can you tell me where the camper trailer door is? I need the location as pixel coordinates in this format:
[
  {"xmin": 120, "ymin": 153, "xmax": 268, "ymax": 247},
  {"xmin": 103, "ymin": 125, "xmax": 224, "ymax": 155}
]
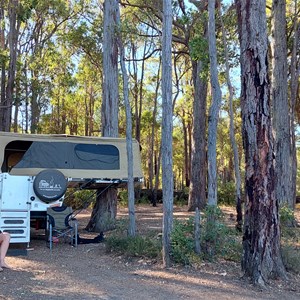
[{"xmin": 0, "ymin": 173, "xmax": 31, "ymax": 243}]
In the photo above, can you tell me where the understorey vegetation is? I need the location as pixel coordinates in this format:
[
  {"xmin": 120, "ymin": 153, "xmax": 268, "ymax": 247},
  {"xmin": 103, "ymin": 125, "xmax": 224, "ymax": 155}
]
[{"xmin": 105, "ymin": 204, "xmax": 300, "ymax": 274}]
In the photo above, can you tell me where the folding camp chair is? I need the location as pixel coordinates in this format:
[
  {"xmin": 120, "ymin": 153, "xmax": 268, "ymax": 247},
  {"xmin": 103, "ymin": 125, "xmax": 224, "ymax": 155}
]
[{"xmin": 47, "ymin": 206, "xmax": 78, "ymax": 250}]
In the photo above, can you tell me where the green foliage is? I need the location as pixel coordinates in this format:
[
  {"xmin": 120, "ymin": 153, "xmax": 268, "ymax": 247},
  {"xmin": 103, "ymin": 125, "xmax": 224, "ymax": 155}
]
[
  {"xmin": 105, "ymin": 218, "xmax": 161, "ymax": 259},
  {"xmin": 171, "ymin": 218, "xmax": 201, "ymax": 265},
  {"xmin": 106, "ymin": 235, "xmax": 161, "ymax": 259},
  {"xmin": 279, "ymin": 205, "xmax": 296, "ymax": 227},
  {"xmin": 118, "ymin": 190, "xmax": 150, "ymax": 207},
  {"xmin": 281, "ymin": 243, "xmax": 300, "ymax": 274},
  {"xmin": 281, "ymin": 210, "xmax": 300, "ymax": 274},
  {"xmin": 118, "ymin": 190, "xmax": 128, "ymax": 207},
  {"xmin": 216, "ymin": 227, "xmax": 242, "ymax": 262},
  {"xmin": 173, "ymin": 188, "xmax": 189, "ymax": 206},
  {"xmin": 189, "ymin": 35, "xmax": 209, "ymax": 74},
  {"xmin": 201, "ymin": 206, "xmax": 225, "ymax": 259},
  {"xmin": 64, "ymin": 189, "xmax": 96, "ymax": 210},
  {"xmin": 218, "ymin": 181, "xmax": 236, "ymax": 205},
  {"xmin": 170, "ymin": 207, "xmax": 242, "ymax": 265}
]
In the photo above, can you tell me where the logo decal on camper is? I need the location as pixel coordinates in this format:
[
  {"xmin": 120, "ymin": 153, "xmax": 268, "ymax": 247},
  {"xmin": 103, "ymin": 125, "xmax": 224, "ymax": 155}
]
[{"xmin": 38, "ymin": 176, "xmax": 62, "ymax": 191}]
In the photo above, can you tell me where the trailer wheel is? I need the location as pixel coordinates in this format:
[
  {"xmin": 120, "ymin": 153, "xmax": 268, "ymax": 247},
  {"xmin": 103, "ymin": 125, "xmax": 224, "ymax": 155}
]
[{"xmin": 33, "ymin": 169, "xmax": 67, "ymax": 202}]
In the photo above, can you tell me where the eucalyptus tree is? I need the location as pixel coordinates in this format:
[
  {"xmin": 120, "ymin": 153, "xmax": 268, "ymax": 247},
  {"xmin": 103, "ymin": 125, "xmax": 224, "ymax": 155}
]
[
  {"xmin": 148, "ymin": 59, "xmax": 161, "ymax": 206},
  {"xmin": 271, "ymin": 0, "xmax": 292, "ymax": 208},
  {"xmin": 0, "ymin": 1, "xmax": 5, "ymax": 114},
  {"xmin": 10, "ymin": 0, "xmax": 88, "ymax": 133},
  {"xmin": 207, "ymin": 0, "xmax": 222, "ymax": 206},
  {"xmin": 117, "ymin": 6, "xmax": 136, "ymax": 236},
  {"xmin": 161, "ymin": 0, "xmax": 173, "ymax": 268},
  {"xmin": 120, "ymin": 1, "xmax": 209, "ymax": 210},
  {"xmin": 187, "ymin": 1, "xmax": 209, "ymax": 211},
  {"xmin": 219, "ymin": 3, "xmax": 242, "ymax": 230},
  {"xmin": 174, "ymin": 93, "xmax": 193, "ymax": 188},
  {"xmin": 0, "ymin": 0, "xmax": 21, "ymax": 132},
  {"xmin": 235, "ymin": 0, "xmax": 287, "ymax": 286},
  {"xmin": 86, "ymin": 0, "xmax": 119, "ymax": 233}
]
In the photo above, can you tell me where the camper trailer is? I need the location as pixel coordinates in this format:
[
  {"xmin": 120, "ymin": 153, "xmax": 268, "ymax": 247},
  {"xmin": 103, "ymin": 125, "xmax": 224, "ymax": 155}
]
[{"xmin": 0, "ymin": 132, "xmax": 143, "ymax": 244}]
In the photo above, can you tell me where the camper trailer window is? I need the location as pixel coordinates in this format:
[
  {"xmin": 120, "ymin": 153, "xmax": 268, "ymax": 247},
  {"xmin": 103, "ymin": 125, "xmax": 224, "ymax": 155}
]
[{"xmin": 11, "ymin": 142, "xmax": 120, "ymax": 171}]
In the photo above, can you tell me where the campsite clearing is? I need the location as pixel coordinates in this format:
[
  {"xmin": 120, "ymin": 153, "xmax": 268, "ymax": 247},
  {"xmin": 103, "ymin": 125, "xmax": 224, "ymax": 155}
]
[{"xmin": 1, "ymin": 205, "xmax": 300, "ymax": 300}]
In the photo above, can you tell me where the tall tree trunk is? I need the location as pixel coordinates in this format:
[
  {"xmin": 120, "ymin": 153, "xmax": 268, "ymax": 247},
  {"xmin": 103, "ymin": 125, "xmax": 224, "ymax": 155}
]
[
  {"xmin": 235, "ymin": 0, "xmax": 287, "ymax": 286},
  {"xmin": 162, "ymin": 0, "xmax": 173, "ymax": 268},
  {"xmin": 130, "ymin": 40, "xmax": 146, "ymax": 144},
  {"xmin": 85, "ymin": 189, "xmax": 117, "ymax": 232},
  {"xmin": 118, "ymin": 16, "xmax": 136, "ymax": 237},
  {"xmin": 0, "ymin": 0, "xmax": 6, "ymax": 120},
  {"xmin": 289, "ymin": 0, "xmax": 299, "ymax": 209},
  {"xmin": 86, "ymin": 0, "xmax": 119, "ymax": 233},
  {"xmin": 219, "ymin": 5, "xmax": 242, "ymax": 230},
  {"xmin": 101, "ymin": 0, "xmax": 119, "ymax": 138},
  {"xmin": 271, "ymin": 0, "xmax": 292, "ymax": 208},
  {"xmin": 13, "ymin": 75, "xmax": 20, "ymax": 132},
  {"xmin": 188, "ymin": 59, "xmax": 208, "ymax": 211},
  {"xmin": 153, "ymin": 146, "xmax": 162, "ymax": 206},
  {"xmin": 180, "ymin": 110, "xmax": 190, "ymax": 187},
  {"xmin": 207, "ymin": 0, "xmax": 222, "ymax": 207},
  {"xmin": 24, "ymin": 65, "xmax": 29, "ymax": 133},
  {"xmin": 1, "ymin": 0, "xmax": 19, "ymax": 132},
  {"xmin": 150, "ymin": 59, "xmax": 161, "ymax": 207},
  {"xmin": 30, "ymin": 73, "xmax": 40, "ymax": 133}
]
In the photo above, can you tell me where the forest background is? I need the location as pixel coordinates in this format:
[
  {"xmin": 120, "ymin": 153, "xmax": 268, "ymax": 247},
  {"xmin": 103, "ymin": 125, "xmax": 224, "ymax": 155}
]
[
  {"xmin": 1, "ymin": 0, "xmax": 299, "ymax": 201},
  {"xmin": 0, "ymin": 0, "xmax": 300, "ymax": 288}
]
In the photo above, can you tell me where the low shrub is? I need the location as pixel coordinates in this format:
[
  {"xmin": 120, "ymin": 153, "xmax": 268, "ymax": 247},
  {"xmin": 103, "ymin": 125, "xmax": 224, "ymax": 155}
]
[
  {"xmin": 171, "ymin": 217, "xmax": 200, "ymax": 265},
  {"xmin": 106, "ymin": 235, "xmax": 161, "ymax": 258},
  {"xmin": 280, "ymin": 205, "xmax": 296, "ymax": 227},
  {"xmin": 170, "ymin": 206, "xmax": 242, "ymax": 265},
  {"xmin": 281, "ymin": 242, "xmax": 300, "ymax": 274},
  {"xmin": 105, "ymin": 218, "xmax": 161, "ymax": 259},
  {"xmin": 280, "ymin": 207, "xmax": 300, "ymax": 274}
]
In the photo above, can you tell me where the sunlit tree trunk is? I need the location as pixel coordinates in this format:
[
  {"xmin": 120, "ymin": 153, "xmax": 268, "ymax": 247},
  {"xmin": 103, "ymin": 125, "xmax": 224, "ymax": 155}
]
[
  {"xmin": 0, "ymin": 0, "xmax": 6, "ymax": 117},
  {"xmin": 118, "ymin": 11, "xmax": 136, "ymax": 237},
  {"xmin": 219, "ymin": 5, "xmax": 242, "ymax": 230},
  {"xmin": 162, "ymin": 0, "xmax": 173, "ymax": 268},
  {"xmin": 149, "ymin": 59, "xmax": 161, "ymax": 207},
  {"xmin": 0, "ymin": 0, "xmax": 19, "ymax": 132},
  {"xmin": 207, "ymin": 0, "xmax": 222, "ymax": 206},
  {"xmin": 271, "ymin": 0, "xmax": 292, "ymax": 208},
  {"xmin": 86, "ymin": 0, "xmax": 119, "ymax": 233},
  {"xmin": 235, "ymin": 0, "xmax": 287, "ymax": 286}
]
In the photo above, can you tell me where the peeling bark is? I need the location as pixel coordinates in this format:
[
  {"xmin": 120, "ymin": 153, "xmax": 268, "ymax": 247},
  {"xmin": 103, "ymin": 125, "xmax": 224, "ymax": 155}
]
[{"xmin": 235, "ymin": 0, "xmax": 287, "ymax": 286}]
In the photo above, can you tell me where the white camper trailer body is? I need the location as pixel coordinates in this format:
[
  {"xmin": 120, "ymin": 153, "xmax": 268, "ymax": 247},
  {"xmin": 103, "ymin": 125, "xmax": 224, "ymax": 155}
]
[{"xmin": 0, "ymin": 132, "xmax": 143, "ymax": 244}]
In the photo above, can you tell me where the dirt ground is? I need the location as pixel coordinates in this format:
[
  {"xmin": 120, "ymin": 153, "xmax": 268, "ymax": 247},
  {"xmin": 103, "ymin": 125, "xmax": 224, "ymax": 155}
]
[{"xmin": 1, "ymin": 204, "xmax": 300, "ymax": 300}]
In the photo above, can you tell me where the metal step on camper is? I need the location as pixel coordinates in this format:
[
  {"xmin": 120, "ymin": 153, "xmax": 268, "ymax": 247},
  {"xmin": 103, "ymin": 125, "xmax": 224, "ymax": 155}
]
[{"xmin": 0, "ymin": 210, "xmax": 30, "ymax": 243}]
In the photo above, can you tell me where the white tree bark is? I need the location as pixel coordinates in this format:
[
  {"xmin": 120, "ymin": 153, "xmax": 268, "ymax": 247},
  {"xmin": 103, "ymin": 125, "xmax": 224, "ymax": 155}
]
[
  {"xmin": 117, "ymin": 7, "xmax": 136, "ymax": 237},
  {"xmin": 207, "ymin": 0, "xmax": 222, "ymax": 206},
  {"xmin": 101, "ymin": 0, "xmax": 119, "ymax": 137},
  {"xmin": 162, "ymin": 0, "xmax": 173, "ymax": 268}
]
